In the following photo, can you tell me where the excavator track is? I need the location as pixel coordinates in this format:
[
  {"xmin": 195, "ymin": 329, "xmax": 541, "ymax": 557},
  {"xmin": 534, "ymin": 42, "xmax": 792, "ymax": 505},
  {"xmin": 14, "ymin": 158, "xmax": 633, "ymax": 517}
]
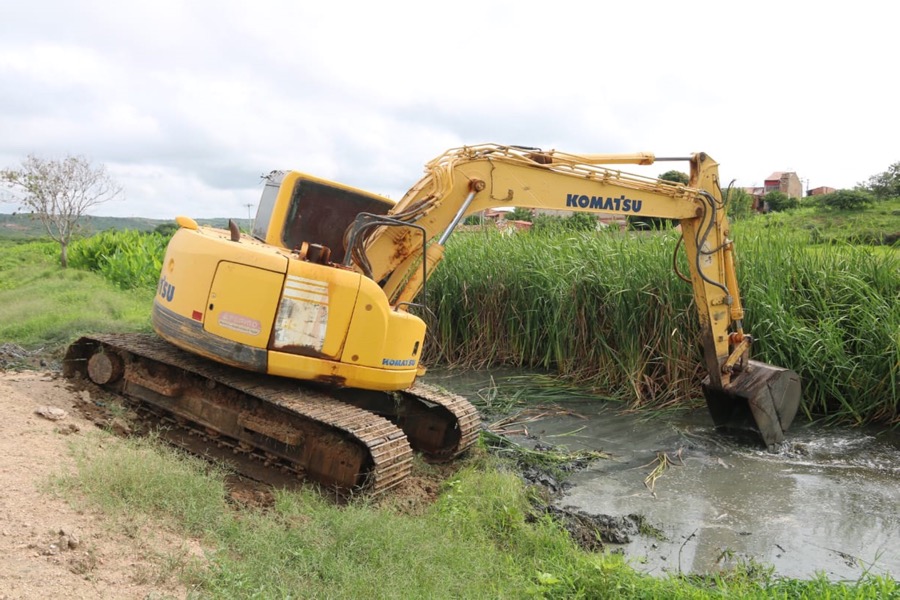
[
  {"xmin": 331, "ymin": 381, "xmax": 481, "ymax": 462},
  {"xmin": 402, "ymin": 382, "xmax": 481, "ymax": 460},
  {"xmin": 63, "ymin": 334, "xmax": 415, "ymax": 494}
]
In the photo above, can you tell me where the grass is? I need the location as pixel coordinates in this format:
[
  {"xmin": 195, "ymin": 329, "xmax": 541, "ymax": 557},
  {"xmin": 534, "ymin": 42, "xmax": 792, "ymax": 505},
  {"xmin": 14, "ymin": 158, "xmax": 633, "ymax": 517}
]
[
  {"xmin": 424, "ymin": 221, "xmax": 898, "ymax": 427},
  {"xmin": 425, "ymin": 227, "xmax": 699, "ymax": 406},
  {"xmin": 769, "ymin": 198, "xmax": 900, "ymax": 247},
  {"xmin": 0, "ymin": 239, "xmax": 153, "ymax": 355},
  {"xmin": 480, "ymin": 429, "xmax": 609, "ymax": 475},
  {"xmin": 459, "ymin": 371, "xmax": 612, "ymax": 416},
  {"xmin": 736, "ymin": 225, "xmax": 898, "ymax": 424},
  {"xmin": 53, "ymin": 431, "xmax": 899, "ymax": 599}
]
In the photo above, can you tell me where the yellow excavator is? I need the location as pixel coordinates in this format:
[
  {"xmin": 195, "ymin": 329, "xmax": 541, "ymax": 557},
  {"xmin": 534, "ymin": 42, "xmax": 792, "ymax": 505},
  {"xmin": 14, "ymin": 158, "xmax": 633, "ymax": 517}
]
[{"xmin": 64, "ymin": 144, "xmax": 801, "ymax": 493}]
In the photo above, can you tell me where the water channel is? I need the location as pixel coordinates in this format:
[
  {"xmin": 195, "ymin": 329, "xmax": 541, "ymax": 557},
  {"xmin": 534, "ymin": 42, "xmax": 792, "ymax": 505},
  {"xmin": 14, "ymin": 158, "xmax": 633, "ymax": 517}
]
[{"xmin": 426, "ymin": 370, "xmax": 899, "ymax": 581}]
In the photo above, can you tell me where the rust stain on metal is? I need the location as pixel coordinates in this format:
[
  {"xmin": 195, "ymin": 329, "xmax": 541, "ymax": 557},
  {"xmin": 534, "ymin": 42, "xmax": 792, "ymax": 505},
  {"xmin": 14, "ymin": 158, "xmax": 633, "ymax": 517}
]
[
  {"xmin": 390, "ymin": 229, "xmax": 415, "ymax": 264},
  {"xmin": 273, "ymin": 344, "xmax": 330, "ymax": 360},
  {"xmin": 238, "ymin": 411, "xmax": 303, "ymax": 446},
  {"xmin": 314, "ymin": 374, "xmax": 346, "ymax": 387}
]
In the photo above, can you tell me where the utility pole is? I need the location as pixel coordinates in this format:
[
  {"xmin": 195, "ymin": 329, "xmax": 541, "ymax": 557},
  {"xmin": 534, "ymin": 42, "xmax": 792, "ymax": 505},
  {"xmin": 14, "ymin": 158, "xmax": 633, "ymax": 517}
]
[{"xmin": 244, "ymin": 203, "xmax": 254, "ymax": 230}]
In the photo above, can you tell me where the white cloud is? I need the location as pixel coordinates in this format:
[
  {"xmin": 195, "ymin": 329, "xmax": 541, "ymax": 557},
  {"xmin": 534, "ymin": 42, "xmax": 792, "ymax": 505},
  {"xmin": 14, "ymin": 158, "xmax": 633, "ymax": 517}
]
[{"xmin": 1, "ymin": 1, "xmax": 897, "ymax": 218}]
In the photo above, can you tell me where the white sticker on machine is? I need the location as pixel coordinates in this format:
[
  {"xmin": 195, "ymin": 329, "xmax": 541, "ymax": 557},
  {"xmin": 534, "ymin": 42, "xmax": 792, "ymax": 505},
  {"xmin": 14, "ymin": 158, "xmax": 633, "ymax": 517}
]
[{"xmin": 273, "ymin": 275, "xmax": 329, "ymax": 352}]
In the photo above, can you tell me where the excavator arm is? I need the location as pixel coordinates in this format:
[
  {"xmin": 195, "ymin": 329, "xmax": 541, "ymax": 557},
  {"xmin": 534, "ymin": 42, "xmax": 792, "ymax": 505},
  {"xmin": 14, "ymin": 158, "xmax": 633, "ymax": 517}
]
[{"xmin": 344, "ymin": 144, "xmax": 801, "ymax": 448}]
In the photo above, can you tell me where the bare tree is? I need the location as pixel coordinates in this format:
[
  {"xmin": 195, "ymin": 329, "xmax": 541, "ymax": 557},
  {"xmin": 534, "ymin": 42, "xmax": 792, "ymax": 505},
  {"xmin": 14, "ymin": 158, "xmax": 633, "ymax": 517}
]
[{"xmin": 1, "ymin": 155, "xmax": 123, "ymax": 267}]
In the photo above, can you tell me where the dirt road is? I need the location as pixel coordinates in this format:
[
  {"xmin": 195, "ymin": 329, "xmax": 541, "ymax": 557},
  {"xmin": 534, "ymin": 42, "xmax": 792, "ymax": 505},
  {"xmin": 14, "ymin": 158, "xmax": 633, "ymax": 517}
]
[{"xmin": 0, "ymin": 370, "xmax": 193, "ymax": 599}]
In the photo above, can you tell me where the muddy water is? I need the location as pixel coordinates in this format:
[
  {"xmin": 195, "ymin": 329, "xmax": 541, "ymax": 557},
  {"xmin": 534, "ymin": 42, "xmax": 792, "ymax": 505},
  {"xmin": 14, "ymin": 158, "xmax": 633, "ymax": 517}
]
[{"xmin": 426, "ymin": 370, "xmax": 900, "ymax": 580}]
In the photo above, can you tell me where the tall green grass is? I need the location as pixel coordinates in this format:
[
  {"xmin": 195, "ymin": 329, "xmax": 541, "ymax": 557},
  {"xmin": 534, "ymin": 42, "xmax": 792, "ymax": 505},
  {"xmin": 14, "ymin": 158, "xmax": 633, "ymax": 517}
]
[
  {"xmin": 424, "ymin": 225, "xmax": 898, "ymax": 425},
  {"xmin": 56, "ymin": 432, "xmax": 898, "ymax": 598},
  {"xmin": 426, "ymin": 227, "xmax": 699, "ymax": 409},
  {"xmin": 68, "ymin": 229, "xmax": 169, "ymax": 289},
  {"xmin": 737, "ymin": 223, "xmax": 898, "ymax": 424}
]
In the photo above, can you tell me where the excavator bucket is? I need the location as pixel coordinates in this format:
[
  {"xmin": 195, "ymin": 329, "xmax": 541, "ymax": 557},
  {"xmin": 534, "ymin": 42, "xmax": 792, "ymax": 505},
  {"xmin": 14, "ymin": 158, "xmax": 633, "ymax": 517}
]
[{"xmin": 702, "ymin": 360, "xmax": 801, "ymax": 451}]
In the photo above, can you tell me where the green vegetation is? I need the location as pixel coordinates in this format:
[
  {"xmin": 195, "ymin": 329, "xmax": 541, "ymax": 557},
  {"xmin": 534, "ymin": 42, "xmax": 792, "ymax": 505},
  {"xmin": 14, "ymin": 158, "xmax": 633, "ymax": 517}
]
[
  {"xmin": 659, "ymin": 170, "xmax": 690, "ymax": 185},
  {"xmin": 628, "ymin": 170, "xmax": 689, "ymax": 231},
  {"xmin": 424, "ymin": 221, "xmax": 898, "ymax": 425},
  {"xmin": 68, "ymin": 229, "xmax": 170, "ymax": 289},
  {"xmin": 763, "ymin": 191, "xmax": 799, "ymax": 212},
  {"xmin": 5, "ymin": 197, "xmax": 897, "ymax": 423},
  {"xmin": 818, "ymin": 189, "xmax": 875, "ymax": 211},
  {"xmin": 53, "ymin": 432, "xmax": 897, "ymax": 598},
  {"xmin": 0, "ymin": 240, "xmax": 152, "ymax": 353},
  {"xmin": 724, "ymin": 187, "xmax": 755, "ymax": 221},
  {"xmin": 1, "ymin": 155, "xmax": 124, "ymax": 267},
  {"xmin": 738, "ymin": 216, "xmax": 897, "ymax": 423},
  {"xmin": 0, "ymin": 213, "xmax": 55, "ymax": 240},
  {"xmin": 857, "ymin": 161, "xmax": 900, "ymax": 200},
  {"xmin": 532, "ymin": 212, "xmax": 603, "ymax": 233},
  {"xmin": 766, "ymin": 198, "xmax": 900, "ymax": 247},
  {"xmin": 507, "ymin": 206, "xmax": 535, "ymax": 222},
  {"xmin": 425, "ymin": 227, "xmax": 700, "ymax": 408}
]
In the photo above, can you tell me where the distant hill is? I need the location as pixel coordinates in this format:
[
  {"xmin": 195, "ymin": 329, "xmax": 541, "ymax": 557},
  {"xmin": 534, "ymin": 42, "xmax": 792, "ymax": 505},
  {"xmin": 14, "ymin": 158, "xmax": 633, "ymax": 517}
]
[{"xmin": 0, "ymin": 213, "xmax": 250, "ymax": 241}]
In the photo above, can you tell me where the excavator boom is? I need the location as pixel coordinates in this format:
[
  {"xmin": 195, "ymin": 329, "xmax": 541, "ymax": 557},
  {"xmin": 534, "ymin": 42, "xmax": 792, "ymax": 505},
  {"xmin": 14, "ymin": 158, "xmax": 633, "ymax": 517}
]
[{"xmin": 346, "ymin": 144, "xmax": 801, "ymax": 448}]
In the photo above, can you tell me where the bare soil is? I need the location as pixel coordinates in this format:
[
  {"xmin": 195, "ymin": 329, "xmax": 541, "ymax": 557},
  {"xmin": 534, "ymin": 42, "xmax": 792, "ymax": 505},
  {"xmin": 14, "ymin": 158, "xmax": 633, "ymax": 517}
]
[{"xmin": 0, "ymin": 369, "xmax": 197, "ymax": 600}]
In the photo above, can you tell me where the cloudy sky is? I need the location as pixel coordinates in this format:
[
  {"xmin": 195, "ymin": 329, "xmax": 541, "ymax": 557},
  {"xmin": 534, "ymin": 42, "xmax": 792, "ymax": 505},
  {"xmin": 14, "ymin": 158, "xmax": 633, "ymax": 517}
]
[{"xmin": 1, "ymin": 1, "xmax": 896, "ymax": 219}]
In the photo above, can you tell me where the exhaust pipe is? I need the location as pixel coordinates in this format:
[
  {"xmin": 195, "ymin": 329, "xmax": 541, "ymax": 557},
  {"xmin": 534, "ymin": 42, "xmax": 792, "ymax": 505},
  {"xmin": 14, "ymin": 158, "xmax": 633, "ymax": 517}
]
[{"xmin": 703, "ymin": 360, "xmax": 801, "ymax": 451}]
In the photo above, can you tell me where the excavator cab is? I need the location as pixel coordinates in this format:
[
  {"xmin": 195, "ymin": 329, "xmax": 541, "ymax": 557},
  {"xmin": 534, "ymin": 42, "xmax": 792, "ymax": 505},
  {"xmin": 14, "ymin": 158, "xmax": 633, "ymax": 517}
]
[{"xmin": 252, "ymin": 171, "xmax": 394, "ymax": 262}]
